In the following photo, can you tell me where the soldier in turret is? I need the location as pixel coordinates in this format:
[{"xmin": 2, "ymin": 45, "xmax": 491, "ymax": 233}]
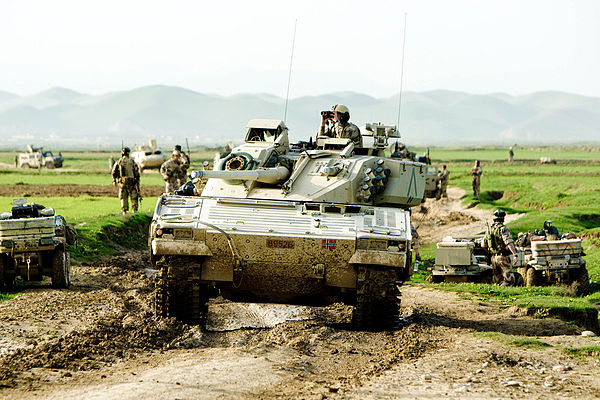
[
  {"xmin": 160, "ymin": 150, "xmax": 183, "ymax": 193},
  {"xmin": 484, "ymin": 210, "xmax": 518, "ymax": 286},
  {"xmin": 111, "ymin": 147, "xmax": 141, "ymax": 215},
  {"xmin": 318, "ymin": 104, "xmax": 362, "ymax": 147}
]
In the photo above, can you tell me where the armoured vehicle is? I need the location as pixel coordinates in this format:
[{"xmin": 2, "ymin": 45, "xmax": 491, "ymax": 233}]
[
  {"xmin": 131, "ymin": 139, "xmax": 168, "ymax": 171},
  {"xmin": 430, "ymin": 235, "xmax": 525, "ymax": 284},
  {"xmin": 0, "ymin": 199, "xmax": 75, "ymax": 289},
  {"xmin": 517, "ymin": 236, "xmax": 588, "ymax": 295},
  {"xmin": 18, "ymin": 145, "xmax": 64, "ymax": 169},
  {"xmin": 150, "ymin": 120, "xmax": 427, "ymax": 329}
]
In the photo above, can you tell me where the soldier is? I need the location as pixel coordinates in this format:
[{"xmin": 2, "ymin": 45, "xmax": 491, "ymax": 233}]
[
  {"xmin": 173, "ymin": 145, "xmax": 190, "ymax": 186},
  {"xmin": 318, "ymin": 104, "xmax": 362, "ymax": 147},
  {"xmin": 508, "ymin": 146, "xmax": 514, "ymax": 162},
  {"xmin": 160, "ymin": 150, "xmax": 183, "ymax": 193},
  {"xmin": 108, "ymin": 155, "xmax": 115, "ymax": 172},
  {"xmin": 485, "ymin": 210, "xmax": 518, "ymax": 286},
  {"xmin": 411, "ymin": 223, "xmax": 421, "ymax": 261},
  {"xmin": 471, "ymin": 160, "xmax": 482, "ymax": 197},
  {"xmin": 438, "ymin": 165, "xmax": 449, "ymax": 199},
  {"xmin": 111, "ymin": 147, "xmax": 141, "ymax": 215}
]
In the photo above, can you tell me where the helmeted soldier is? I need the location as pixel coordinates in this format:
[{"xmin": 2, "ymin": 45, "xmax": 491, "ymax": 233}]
[
  {"xmin": 160, "ymin": 150, "xmax": 183, "ymax": 193},
  {"xmin": 318, "ymin": 104, "xmax": 362, "ymax": 147},
  {"xmin": 111, "ymin": 147, "xmax": 141, "ymax": 215},
  {"xmin": 485, "ymin": 210, "xmax": 518, "ymax": 286},
  {"xmin": 173, "ymin": 145, "xmax": 190, "ymax": 186},
  {"xmin": 471, "ymin": 160, "xmax": 482, "ymax": 197},
  {"xmin": 542, "ymin": 220, "xmax": 560, "ymax": 240}
]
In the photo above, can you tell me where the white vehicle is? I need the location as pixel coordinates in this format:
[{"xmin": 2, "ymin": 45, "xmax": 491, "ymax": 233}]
[{"xmin": 131, "ymin": 140, "xmax": 168, "ymax": 171}]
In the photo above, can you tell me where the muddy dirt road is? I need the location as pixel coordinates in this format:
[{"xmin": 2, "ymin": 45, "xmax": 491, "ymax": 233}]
[{"xmin": 0, "ymin": 188, "xmax": 598, "ymax": 399}]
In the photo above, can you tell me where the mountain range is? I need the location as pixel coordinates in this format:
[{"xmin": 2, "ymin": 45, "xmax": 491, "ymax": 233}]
[{"xmin": 0, "ymin": 85, "xmax": 599, "ymax": 149}]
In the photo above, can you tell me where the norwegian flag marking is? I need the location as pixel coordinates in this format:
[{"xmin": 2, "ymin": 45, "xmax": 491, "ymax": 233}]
[{"xmin": 322, "ymin": 239, "xmax": 337, "ymax": 250}]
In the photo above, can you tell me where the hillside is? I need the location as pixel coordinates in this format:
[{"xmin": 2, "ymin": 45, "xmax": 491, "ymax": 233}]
[{"xmin": 0, "ymin": 85, "xmax": 598, "ymax": 149}]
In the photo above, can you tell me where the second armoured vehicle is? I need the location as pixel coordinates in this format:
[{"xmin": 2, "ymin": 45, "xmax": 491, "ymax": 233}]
[
  {"xmin": 131, "ymin": 139, "xmax": 168, "ymax": 171},
  {"xmin": 0, "ymin": 199, "xmax": 76, "ymax": 288},
  {"xmin": 18, "ymin": 145, "xmax": 64, "ymax": 169},
  {"xmin": 150, "ymin": 120, "xmax": 427, "ymax": 329}
]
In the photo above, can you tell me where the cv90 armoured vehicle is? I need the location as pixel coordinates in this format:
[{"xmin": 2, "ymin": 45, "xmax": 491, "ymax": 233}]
[
  {"xmin": 517, "ymin": 237, "xmax": 588, "ymax": 295},
  {"xmin": 0, "ymin": 199, "xmax": 75, "ymax": 289},
  {"xmin": 149, "ymin": 119, "xmax": 427, "ymax": 330},
  {"xmin": 18, "ymin": 145, "xmax": 64, "ymax": 169},
  {"xmin": 131, "ymin": 139, "xmax": 168, "ymax": 171}
]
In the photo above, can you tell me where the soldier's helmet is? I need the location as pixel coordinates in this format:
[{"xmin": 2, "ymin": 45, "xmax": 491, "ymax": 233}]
[
  {"xmin": 122, "ymin": 147, "xmax": 130, "ymax": 156},
  {"xmin": 493, "ymin": 209, "xmax": 506, "ymax": 221},
  {"xmin": 333, "ymin": 104, "xmax": 349, "ymax": 114},
  {"xmin": 172, "ymin": 150, "xmax": 181, "ymax": 157},
  {"xmin": 174, "ymin": 145, "xmax": 182, "ymax": 151},
  {"xmin": 543, "ymin": 220, "xmax": 553, "ymax": 230},
  {"xmin": 332, "ymin": 104, "xmax": 350, "ymax": 123}
]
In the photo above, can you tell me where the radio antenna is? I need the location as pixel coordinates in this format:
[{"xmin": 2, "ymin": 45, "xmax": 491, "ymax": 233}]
[
  {"xmin": 396, "ymin": 13, "xmax": 407, "ymax": 131},
  {"xmin": 283, "ymin": 19, "xmax": 297, "ymax": 123}
]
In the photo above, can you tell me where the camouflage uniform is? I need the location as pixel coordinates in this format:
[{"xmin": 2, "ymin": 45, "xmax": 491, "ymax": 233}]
[
  {"xmin": 160, "ymin": 158, "xmax": 182, "ymax": 193},
  {"xmin": 319, "ymin": 121, "xmax": 363, "ymax": 147},
  {"xmin": 487, "ymin": 221, "xmax": 516, "ymax": 285},
  {"xmin": 471, "ymin": 165, "xmax": 482, "ymax": 197},
  {"xmin": 438, "ymin": 169, "xmax": 449, "ymax": 198},
  {"xmin": 111, "ymin": 156, "xmax": 140, "ymax": 213},
  {"xmin": 177, "ymin": 150, "xmax": 190, "ymax": 187}
]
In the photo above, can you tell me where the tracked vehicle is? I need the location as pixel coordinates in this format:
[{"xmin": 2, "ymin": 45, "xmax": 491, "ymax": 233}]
[
  {"xmin": 150, "ymin": 120, "xmax": 427, "ymax": 329},
  {"xmin": 0, "ymin": 199, "xmax": 75, "ymax": 289}
]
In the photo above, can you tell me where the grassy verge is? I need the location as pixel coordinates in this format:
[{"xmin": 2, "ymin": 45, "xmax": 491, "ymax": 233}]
[
  {"xmin": 562, "ymin": 346, "xmax": 600, "ymax": 359},
  {"xmin": 473, "ymin": 331, "xmax": 552, "ymax": 350},
  {"xmin": 70, "ymin": 213, "xmax": 151, "ymax": 260}
]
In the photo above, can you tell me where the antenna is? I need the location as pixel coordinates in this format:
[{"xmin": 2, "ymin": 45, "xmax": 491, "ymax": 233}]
[
  {"xmin": 283, "ymin": 19, "xmax": 297, "ymax": 123},
  {"xmin": 396, "ymin": 13, "xmax": 407, "ymax": 131}
]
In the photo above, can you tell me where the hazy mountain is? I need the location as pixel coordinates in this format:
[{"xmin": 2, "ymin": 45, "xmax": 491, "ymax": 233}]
[{"xmin": 0, "ymin": 85, "xmax": 598, "ymax": 149}]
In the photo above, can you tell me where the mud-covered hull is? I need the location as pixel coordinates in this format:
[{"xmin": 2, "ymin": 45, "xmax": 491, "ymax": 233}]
[{"xmin": 151, "ymin": 195, "xmax": 411, "ymax": 301}]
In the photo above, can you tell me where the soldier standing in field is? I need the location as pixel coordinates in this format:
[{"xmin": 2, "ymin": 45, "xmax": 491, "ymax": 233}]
[
  {"xmin": 160, "ymin": 150, "xmax": 183, "ymax": 193},
  {"xmin": 508, "ymin": 146, "xmax": 514, "ymax": 162},
  {"xmin": 111, "ymin": 147, "xmax": 140, "ymax": 215},
  {"xmin": 471, "ymin": 160, "xmax": 482, "ymax": 197},
  {"xmin": 438, "ymin": 165, "xmax": 449, "ymax": 199},
  {"xmin": 318, "ymin": 104, "xmax": 362, "ymax": 147},
  {"xmin": 484, "ymin": 210, "xmax": 518, "ymax": 286}
]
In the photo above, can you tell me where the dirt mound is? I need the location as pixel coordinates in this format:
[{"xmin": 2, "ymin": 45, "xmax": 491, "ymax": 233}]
[{"xmin": 0, "ymin": 184, "xmax": 163, "ymax": 198}]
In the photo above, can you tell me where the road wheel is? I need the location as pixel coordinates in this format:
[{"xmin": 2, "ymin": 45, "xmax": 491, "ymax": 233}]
[
  {"xmin": 51, "ymin": 247, "xmax": 71, "ymax": 288},
  {"xmin": 352, "ymin": 265, "xmax": 402, "ymax": 331},
  {"xmin": 570, "ymin": 266, "xmax": 590, "ymax": 296},
  {"xmin": 21, "ymin": 163, "xmax": 29, "ymax": 169},
  {"xmin": 155, "ymin": 256, "xmax": 209, "ymax": 326},
  {"xmin": 45, "ymin": 161, "xmax": 55, "ymax": 169},
  {"xmin": 525, "ymin": 268, "xmax": 540, "ymax": 287}
]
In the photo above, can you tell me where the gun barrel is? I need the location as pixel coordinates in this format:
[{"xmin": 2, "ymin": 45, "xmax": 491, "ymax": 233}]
[{"xmin": 194, "ymin": 166, "xmax": 290, "ymax": 184}]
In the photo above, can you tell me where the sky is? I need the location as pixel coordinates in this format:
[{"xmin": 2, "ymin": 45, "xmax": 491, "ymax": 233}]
[{"xmin": 1, "ymin": 0, "xmax": 599, "ymax": 98}]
